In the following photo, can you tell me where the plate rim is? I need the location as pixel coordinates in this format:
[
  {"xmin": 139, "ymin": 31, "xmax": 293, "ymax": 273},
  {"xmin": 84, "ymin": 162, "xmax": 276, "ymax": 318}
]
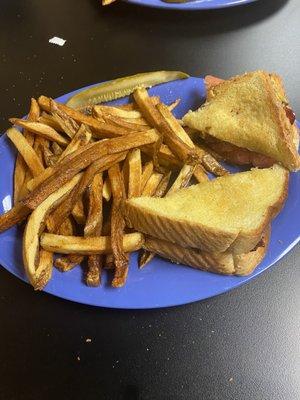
[{"xmin": 124, "ymin": 0, "xmax": 258, "ymax": 11}]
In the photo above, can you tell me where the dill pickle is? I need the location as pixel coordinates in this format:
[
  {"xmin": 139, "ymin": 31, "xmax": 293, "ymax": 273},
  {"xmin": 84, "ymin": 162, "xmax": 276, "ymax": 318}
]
[{"xmin": 66, "ymin": 71, "xmax": 189, "ymax": 109}]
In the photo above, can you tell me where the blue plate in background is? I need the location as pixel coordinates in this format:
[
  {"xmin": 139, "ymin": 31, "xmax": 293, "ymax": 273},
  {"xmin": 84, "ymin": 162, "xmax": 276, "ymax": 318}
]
[
  {"xmin": 0, "ymin": 76, "xmax": 299, "ymax": 309},
  {"xmin": 125, "ymin": 0, "xmax": 258, "ymax": 11}
]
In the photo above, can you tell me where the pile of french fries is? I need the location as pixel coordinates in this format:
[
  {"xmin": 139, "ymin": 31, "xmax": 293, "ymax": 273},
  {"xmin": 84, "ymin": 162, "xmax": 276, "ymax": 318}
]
[{"xmin": 0, "ymin": 87, "xmax": 228, "ymax": 290}]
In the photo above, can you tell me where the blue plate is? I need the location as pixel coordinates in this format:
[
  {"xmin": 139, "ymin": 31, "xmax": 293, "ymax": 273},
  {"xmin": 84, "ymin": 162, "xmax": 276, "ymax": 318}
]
[
  {"xmin": 0, "ymin": 77, "xmax": 299, "ymax": 309},
  {"xmin": 125, "ymin": 0, "xmax": 258, "ymax": 11}
]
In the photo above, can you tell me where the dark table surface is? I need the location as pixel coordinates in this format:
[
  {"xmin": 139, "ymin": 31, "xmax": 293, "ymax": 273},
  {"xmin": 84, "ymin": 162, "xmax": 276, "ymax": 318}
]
[{"xmin": 0, "ymin": 0, "xmax": 299, "ymax": 399}]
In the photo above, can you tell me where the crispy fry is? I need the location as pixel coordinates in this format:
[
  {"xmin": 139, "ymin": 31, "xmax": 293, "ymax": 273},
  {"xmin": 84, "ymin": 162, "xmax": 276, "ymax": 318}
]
[
  {"xmin": 50, "ymin": 99, "xmax": 79, "ymax": 138},
  {"xmin": 42, "ymin": 145, "xmax": 57, "ymax": 167},
  {"xmin": 102, "ymin": 177, "xmax": 112, "ymax": 201},
  {"xmin": 94, "ymin": 105, "xmax": 144, "ymax": 120},
  {"xmin": 38, "ymin": 96, "xmax": 133, "ymax": 139},
  {"xmin": 156, "ymin": 102, "xmax": 194, "ymax": 147},
  {"xmin": 9, "ymin": 119, "xmax": 69, "ymax": 146},
  {"xmin": 14, "ymin": 98, "xmax": 39, "ymax": 204},
  {"xmin": 154, "ymin": 171, "xmax": 172, "ymax": 197},
  {"xmin": 193, "ymin": 165, "xmax": 209, "ymax": 183},
  {"xmin": 134, "ymin": 88, "xmax": 199, "ymax": 165},
  {"xmin": 24, "ymin": 129, "xmax": 158, "ymax": 209},
  {"xmin": 33, "ymin": 250, "xmax": 53, "ymax": 291},
  {"xmin": 126, "ymin": 149, "xmax": 142, "ymax": 198},
  {"xmin": 84, "ymin": 173, "xmax": 103, "ymax": 237},
  {"xmin": 138, "ymin": 250, "xmax": 154, "ymax": 269},
  {"xmin": 26, "ymin": 126, "xmax": 92, "ymax": 192},
  {"xmin": 102, "ymin": 115, "xmax": 150, "ymax": 132},
  {"xmin": 58, "ymin": 124, "xmax": 92, "ymax": 162},
  {"xmin": 40, "ymin": 232, "xmax": 144, "ymax": 254},
  {"xmin": 23, "ymin": 174, "xmax": 82, "ymax": 289},
  {"xmin": 194, "ymin": 144, "xmax": 229, "ymax": 177},
  {"xmin": 58, "ymin": 217, "xmax": 74, "ymax": 236},
  {"xmin": 168, "ymin": 98, "xmax": 181, "ymax": 112},
  {"xmin": 71, "ymin": 198, "xmax": 86, "ymax": 225},
  {"xmin": 0, "ymin": 202, "xmax": 31, "ymax": 233},
  {"xmin": 140, "ymin": 161, "xmax": 154, "ymax": 192},
  {"xmin": 86, "ymin": 255, "xmax": 102, "ymax": 286},
  {"xmin": 104, "ymin": 254, "xmax": 115, "ymax": 269},
  {"xmin": 38, "ymin": 113, "xmax": 63, "ymax": 132},
  {"xmin": 156, "ymin": 102, "xmax": 200, "ymax": 165},
  {"xmin": 141, "ymin": 143, "xmax": 180, "ymax": 169},
  {"xmin": 55, "ymin": 254, "xmax": 84, "ymax": 272},
  {"xmin": 142, "ymin": 172, "xmax": 163, "ymax": 196},
  {"xmin": 168, "ymin": 165, "xmax": 195, "ymax": 195},
  {"xmin": 108, "ymin": 163, "xmax": 129, "ymax": 287},
  {"xmin": 46, "ymin": 152, "xmax": 126, "ymax": 232},
  {"xmin": 7, "ymin": 128, "xmax": 44, "ymax": 177},
  {"xmin": 52, "ymin": 142, "xmax": 63, "ymax": 156}
]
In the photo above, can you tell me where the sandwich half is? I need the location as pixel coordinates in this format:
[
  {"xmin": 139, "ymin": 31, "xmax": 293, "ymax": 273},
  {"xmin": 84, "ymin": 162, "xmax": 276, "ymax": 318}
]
[
  {"xmin": 124, "ymin": 165, "xmax": 288, "ymax": 255},
  {"xmin": 183, "ymin": 71, "xmax": 300, "ymax": 171},
  {"xmin": 144, "ymin": 226, "xmax": 270, "ymax": 276}
]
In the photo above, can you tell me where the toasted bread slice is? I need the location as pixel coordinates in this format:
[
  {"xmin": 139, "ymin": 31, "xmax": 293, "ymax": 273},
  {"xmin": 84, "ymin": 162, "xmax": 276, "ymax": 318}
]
[
  {"xmin": 124, "ymin": 165, "xmax": 288, "ymax": 254},
  {"xmin": 183, "ymin": 71, "xmax": 300, "ymax": 171},
  {"xmin": 144, "ymin": 226, "xmax": 270, "ymax": 276}
]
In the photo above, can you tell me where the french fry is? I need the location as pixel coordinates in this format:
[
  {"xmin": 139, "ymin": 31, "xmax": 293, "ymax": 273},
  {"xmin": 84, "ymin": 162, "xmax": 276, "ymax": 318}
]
[
  {"xmin": 40, "ymin": 232, "xmax": 144, "ymax": 255},
  {"xmin": 50, "ymin": 99, "xmax": 79, "ymax": 138},
  {"xmin": 23, "ymin": 174, "xmax": 82, "ymax": 289},
  {"xmin": 84, "ymin": 173, "xmax": 103, "ymax": 237},
  {"xmin": 52, "ymin": 142, "xmax": 64, "ymax": 156},
  {"xmin": 108, "ymin": 163, "xmax": 128, "ymax": 287},
  {"xmin": 24, "ymin": 129, "xmax": 159, "ymax": 209},
  {"xmin": 86, "ymin": 255, "xmax": 102, "ymax": 286},
  {"xmin": 156, "ymin": 102, "xmax": 194, "ymax": 147},
  {"xmin": 38, "ymin": 96, "xmax": 134, "ymax": 139},
  {"xmin": 155, "ymin": 103, "xmax": 200, "ymax": 165},
  {"xmin": 26, "ymin": 126, "xmax": 92, "ymax": 192},
  {"xmin": 58, "ymin": 217, "xmax": 74, "ymax": 236},
  {"xmin": 46, "ymin": 152, "xmax": 126, "ymax": 233},
  {"xmin": 42, "ymin": 145, "xmax": 57, "ymax": 167},
  {"xmin": 102, "ymin": 178, "xmax": 112, "ymax": 201},
  {"xmin": 102, "ymin": 115, "xmax": 150, "ymax": 132},
  {"xmin": 193, "ymin": 165, "xmax": 209, "ymax": 183},
  {"xmin": 57, "ymin": 124, "xmax": 92, "ymax": 162},
  {"xmin": 104, "ymin": 254, "xmax": 115, "ymax": 269},
  {"xmin": 55, "ymin": 254, "xmax": 84, "ymax": 272},
  {"xmin": 154, "ymin": 171, "xmax": 172, "ymax": 197},
  {"xmin": 168, "ymin": 98, "xmax": 181, "ymax": 112},
  {"xmin": 7, "ymin": 128, "xmax": 44, "ymax": 177},
  {"xmin": 168, "ymin": 165, "xmax": 195, "ymax": 195},
  {"xmin": 38, "ymin": 113, "xmax": 63, "ymax": 132},
  {"xmin": 126, "ymin": 149, "xmax": 142, "ymax": 198},
  {"xmin": 33, "ymin": 249, "xmax": 53, "ymax": 291},
  {"xmin": 14, "ymin": 98, "xmax": 39, "ymax": 204},
  {"xmin": 0, "ymin": 203, "xmax": 31, "ymax": 233},
  {"xmin": 71, "ymin": 198, "xmax": 86, "ymax": 225},
  {"xmin": 84, "ymin": 173, "xmax": 103, "ymax": 286},
  {"xmin": 141, "ymin": 172, "xmax": 163, "ymax": 196},
  {"xmin": 140, "ymin": 161, "xmax": 154, "ymax": 192},
  {"xmin": 9, "ymin": 119, "xmax": 69, "ymax": 146},
  {"xmin": 93, "ymin": 105, "xmax": 144, "ymax": 120},
  {"xmin": 134, "ymin": 88, "xmax": 199, "ymax": 165},
  {"xmin": 195, "ymin": 144, "xmax": 229, "ymax": 177}
]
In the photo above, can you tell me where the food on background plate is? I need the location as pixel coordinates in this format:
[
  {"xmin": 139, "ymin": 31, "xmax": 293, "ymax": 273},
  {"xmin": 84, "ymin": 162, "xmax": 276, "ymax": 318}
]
[
  {"xmin": 183, "ymin": 71, "xmax": 300, "ymax": 171},
  {"xmin": 0, "ymin": 70, "xmax": 298, "ymax": 292}
]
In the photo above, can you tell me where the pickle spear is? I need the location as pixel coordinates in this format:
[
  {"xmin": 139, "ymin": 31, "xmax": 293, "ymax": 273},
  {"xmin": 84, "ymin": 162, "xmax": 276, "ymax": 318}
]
[{"xmin": 66, "ymin": 71, "xmax": 189, "ymax": 109}]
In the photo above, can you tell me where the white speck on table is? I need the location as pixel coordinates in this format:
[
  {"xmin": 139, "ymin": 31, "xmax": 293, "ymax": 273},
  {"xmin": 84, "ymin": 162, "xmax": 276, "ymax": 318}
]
[{"xmin": 49, "ymin": 36, "xmax": 66, "ymax": 47}]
